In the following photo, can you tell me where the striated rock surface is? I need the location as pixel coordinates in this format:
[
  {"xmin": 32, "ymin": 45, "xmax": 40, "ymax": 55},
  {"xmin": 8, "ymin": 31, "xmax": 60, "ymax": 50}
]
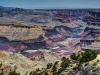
[
  {"xmin": 0, "ymin": 22, "xmax": 45, "ymax": 41},
  {"xmin": 0, "ymin": 50, "xmax": 46, "ymax": 75}
]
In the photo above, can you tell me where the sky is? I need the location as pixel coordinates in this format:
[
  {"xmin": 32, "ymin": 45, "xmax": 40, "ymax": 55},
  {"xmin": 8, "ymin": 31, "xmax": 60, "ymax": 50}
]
[{"xmin": 0, "ymin": 0, "xmax": 100, "ymax": 9}]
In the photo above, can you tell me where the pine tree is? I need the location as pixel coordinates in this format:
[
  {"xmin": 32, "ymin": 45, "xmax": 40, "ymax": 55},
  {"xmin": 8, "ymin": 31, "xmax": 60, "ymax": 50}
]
[{"xmin": 44, "ymin": 72, "xmax": 48, "ymax": 75}]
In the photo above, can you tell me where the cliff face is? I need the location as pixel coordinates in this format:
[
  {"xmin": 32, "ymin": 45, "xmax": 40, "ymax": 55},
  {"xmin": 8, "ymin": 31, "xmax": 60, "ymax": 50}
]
[
  {"xmin": 0, "ymin": 21, "xmax": 99, "ymax": 60},
  {"xmin": 0, "ymin": 6, "xmax": 100, "ymax": 25},
  {"xmin": 0, "ymin": 22, "xmax": 45, "ymax": 41},
  {"xmin": 0, "ymin": 50, "xmax": 35, "ymax": 75}
]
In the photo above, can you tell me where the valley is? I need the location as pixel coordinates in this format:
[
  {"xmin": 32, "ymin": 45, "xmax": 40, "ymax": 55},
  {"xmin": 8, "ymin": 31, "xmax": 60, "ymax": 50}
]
[{"xmin": 0, "ymin": 6, "xmax": 100, "ymax": 75}]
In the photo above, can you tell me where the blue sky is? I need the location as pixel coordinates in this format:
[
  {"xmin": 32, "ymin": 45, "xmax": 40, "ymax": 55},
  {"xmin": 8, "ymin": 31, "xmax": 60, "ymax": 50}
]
[{"xmin": 0, "ymin": 0, "xmax": 100, "ymax": 9}]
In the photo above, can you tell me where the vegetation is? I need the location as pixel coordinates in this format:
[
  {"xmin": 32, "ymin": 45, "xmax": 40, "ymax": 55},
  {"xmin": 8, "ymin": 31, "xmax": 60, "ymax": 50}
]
[
  {"xmin": 28, "ymin": 49, "xmax": 100, "ymax": 75},
  {"xmin": 71, "ymin": 50, "xmax": 100, "ymax": 75},
  {"xmin": 80, "ymin": 50, "xmax": 98, "ymax": 62},
  {"xmin": 52, "ymin": 65, "xmax": 57, "ymax": 72},
  {"xmin": 46, "ymin": 63, "xmax": 52, "ymax": 69},
  {"xmin": 70, "ymin": 53, "xmax": 78, "ymax": 60},
  {"xmin": 61, "ymin": 57, "xmax": 70, "ymax": 69},
  {"xmin": 0, "ymin": 49, "xmax": 98, "ymax": 75},
  {"xmin": 70, "ymin": 50, "xmax": 99, "ymax": 63},
  {"xmin": 0, "ymin": 63, "xmax": 20, "ymax": 75},
  {"xmin": 57, "ymin": 68, "xmax": 64, "ymax": 75},
  {"xmin": 0, "ymin": 63, "xmax": 2, "ymax": 68},
  {"xmin": 0, "ymin": 70, "xmax": 20, "ymax": 75},
  {"xmin": 54, "ymin": 61, "xmax": 59, "ymax": 66},
  {"xmin": 9, "ymin": 71, "xmax": 20, "ymax": 75},
  {"xmin": 44, "ymin": 72, "xmax": 48, "ymax": 75},
  {"xmin": 0, "ymin": 63, "xmax": 3, "ymax": 75}
]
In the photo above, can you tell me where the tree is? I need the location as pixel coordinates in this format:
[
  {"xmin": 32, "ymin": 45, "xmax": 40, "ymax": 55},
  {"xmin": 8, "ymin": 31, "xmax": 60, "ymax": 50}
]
[
  {"xmin": 80, "ymin": 50, "xmax": 98, "ymax": 62},
  {"xmin": 70, "ymin": 53, "xmax": 78, "ymax": 60},
  {"xmin": 9, "ymin": 71, "xmax": 20, "ymax": 75},
  {"xmin": 61, "ymin": 58, "xmax": 70, "ymax": 69},
  {"xmin": 54, "ymin": 61, "xmax": 59, "ymax": 66},
  {"xmin": 29, "ymin": 71, "xmax": 35, "ymax": 75},
  {"xmin": 0, "ymin": 63, "xmax": 2, "ymax": 68},
  {"xmin": 61, "ymin": 57, "xmax": 66, "ymax": 61},
  {"xmin": 44, "ymin": 72, "xmax": 48, "ymax": 75},
  {"xmin": 57, "ymin": 68, "xmax": 64, "ymax": 75},
  {"xmin": 47, "ymin": 63, "xmax": 52, "ymax": 69},
  {"xmin": 52, "ymin": 72, "xmax": 57, "ymax": 75},
  {"xmin": 61, "ymin": 61, "xmax": 68, "ymax": 69},
  {"xmin": 52, "ymin": 65, "xmax": 57, "ymax": 72},
  {"xmin": 0, "ymin": 72, "xmax": 4, "ymax": 75}
]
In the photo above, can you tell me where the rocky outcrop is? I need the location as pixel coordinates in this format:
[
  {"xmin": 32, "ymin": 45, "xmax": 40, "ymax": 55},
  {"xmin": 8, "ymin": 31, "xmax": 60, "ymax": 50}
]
[
  {"xmin": 0, "ymin": 51, "xmax": 36, "ymax": 75},
  {"xmin": 83, "ymin": 10, "xmax": 100, "ymax": 26},
  {"xmin": 0, "ymin": 50, "xmax": 6, "ymax": 58}
]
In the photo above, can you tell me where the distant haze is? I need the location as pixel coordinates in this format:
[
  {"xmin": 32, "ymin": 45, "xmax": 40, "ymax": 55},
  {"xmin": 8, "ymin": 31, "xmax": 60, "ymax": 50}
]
[{"xmin": 0, "ymin": 0, "xmax": 100, "ymax": 9}]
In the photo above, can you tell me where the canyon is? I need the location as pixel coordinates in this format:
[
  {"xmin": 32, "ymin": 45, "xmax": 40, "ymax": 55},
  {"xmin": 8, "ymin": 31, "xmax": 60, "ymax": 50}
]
[{"xmin": 0, "ymin": 6, "xmax": 100, "ymax": 74}]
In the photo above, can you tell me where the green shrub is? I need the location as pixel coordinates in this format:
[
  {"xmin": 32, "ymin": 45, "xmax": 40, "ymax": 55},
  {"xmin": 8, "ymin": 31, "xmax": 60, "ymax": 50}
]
[
  {"xmin": 0, "ymin": 72, "xmax": 4, "ymax": 75},
  {"xmin": 47, "ymin": 63, "xmax": 52, "ymax": 69},
  {"xmin": 54, "ymin": 61, "xmax": 59, "ymax": 66},
  {"xmin": 80, "ymin": 50, "xmax": 98, "ymax": 62},
  {"xmin": 9, "ymin": 71, "xmax": 20, "ymax": 75},
  {"xmin": 52, "ymin": 65, "xmax": 57, "ymax": 72},
  {"xmin": 0, "ymin": 63, "xmax": 2, "ymax": 68},
  {"xmin": 57, "ymin": 68, "xmax": 64, "ymax": 75},
  {"xmin": 61, "ymin": 57, "xmax": 67, "ymax": 61},
  {"xmin": 70, "ymin": 53, "xmax": 78, "ymax": 60},
  {"xmin": 44, "ymin": 72, "xmax": 48, "ymax": 75}
]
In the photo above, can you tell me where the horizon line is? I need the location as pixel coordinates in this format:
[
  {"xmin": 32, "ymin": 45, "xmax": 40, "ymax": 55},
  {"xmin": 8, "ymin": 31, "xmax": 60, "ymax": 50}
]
[{"xmin": 0, "ymin": 6, "xmax": 100, "ymax": 9}]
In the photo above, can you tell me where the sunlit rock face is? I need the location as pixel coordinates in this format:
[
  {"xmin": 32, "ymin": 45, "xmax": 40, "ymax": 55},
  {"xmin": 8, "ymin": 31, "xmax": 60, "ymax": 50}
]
[
  {"xmin": 0, "ymin": 22, "xmax": 45, "ymax": 41},
  {"xmin": 0, "ymin": 50, "xmax": 35, "ymax": 75}
]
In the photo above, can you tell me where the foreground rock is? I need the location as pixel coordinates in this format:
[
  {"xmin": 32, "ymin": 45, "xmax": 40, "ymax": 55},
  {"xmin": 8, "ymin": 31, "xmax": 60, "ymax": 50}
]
[{"xmin": 0, "ymin": 50, "xmax": 39, "ymax": 75}]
